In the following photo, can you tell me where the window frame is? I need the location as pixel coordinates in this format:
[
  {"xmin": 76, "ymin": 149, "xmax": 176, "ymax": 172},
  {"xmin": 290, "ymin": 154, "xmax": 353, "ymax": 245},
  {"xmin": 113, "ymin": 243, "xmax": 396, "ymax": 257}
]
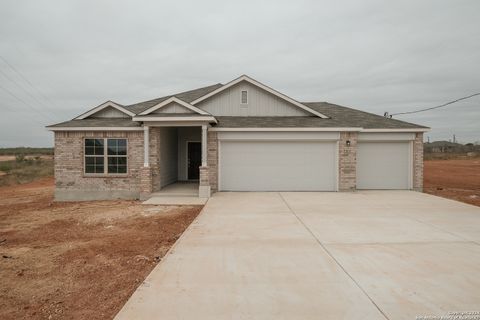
[
  {"xmin": 240, "ymin": 90, "xmax": 248, "ymax": 105},
  {"xmin": 83, "ymin": 137, "xmax": 128, "ymax": 176}
]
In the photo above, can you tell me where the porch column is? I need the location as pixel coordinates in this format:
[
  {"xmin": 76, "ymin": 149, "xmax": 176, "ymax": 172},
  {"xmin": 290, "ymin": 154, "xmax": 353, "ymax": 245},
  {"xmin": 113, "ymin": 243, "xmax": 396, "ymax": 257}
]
[
  {"xmin": 140, "ymin": 125, "xmax": 152, "ymax": 200},
  {"xmin": 143, "ymin": 125, "xmax": 149, "ymax": 167},
  {"xmin": 199, "ymin": 124, "xmax": 211, "ymax": 198},
  {"xmin": 201, "ymin": 125, "xmax": 207, "ymax": 167}
]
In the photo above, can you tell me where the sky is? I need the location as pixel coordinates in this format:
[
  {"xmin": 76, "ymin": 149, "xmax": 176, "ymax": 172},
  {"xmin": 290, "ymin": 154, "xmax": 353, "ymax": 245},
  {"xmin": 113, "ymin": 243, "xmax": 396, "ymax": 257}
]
[{"xmin": 0, "ymin": 0, "xmax": 479, "ymax": 147}]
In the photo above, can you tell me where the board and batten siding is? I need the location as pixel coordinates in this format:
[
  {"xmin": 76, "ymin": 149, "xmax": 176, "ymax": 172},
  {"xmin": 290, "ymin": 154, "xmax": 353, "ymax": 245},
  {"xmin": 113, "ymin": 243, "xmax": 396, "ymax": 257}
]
[
  {"xmin": 89, "ymin": 106, "xmax": 130, "ymax": 118},
  {"xmin": 196, "ymin": 81, "xmax": 311, "ymax": 116},
  {"xmin": 152, "ymin": 102, "xmax": 195, "ymax": 114}
]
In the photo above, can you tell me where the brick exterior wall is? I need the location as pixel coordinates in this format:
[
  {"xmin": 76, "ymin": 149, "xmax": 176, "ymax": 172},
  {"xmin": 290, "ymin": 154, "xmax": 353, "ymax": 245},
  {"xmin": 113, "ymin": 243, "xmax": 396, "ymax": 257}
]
[
  {"xmin": 199, "ymin": 166, "xmax": 209, "ymax": 186},
  {"xmin": 338, "ymin": 132, "xmax": 358, "ymax": 191},
  {"xmin": 54, "ymin": 131, "xmax": 144, "ymax": 200},
  {"xmin": 413, "ymin": 132, "xmax": 424, "ymax": 191},
  {"xmin": 149, "ymin": 127, "xmax": 161, "ymax": 192},
  {"xmin": 207, "ymin": 131, "xmax": 219, "ymax": 192}
]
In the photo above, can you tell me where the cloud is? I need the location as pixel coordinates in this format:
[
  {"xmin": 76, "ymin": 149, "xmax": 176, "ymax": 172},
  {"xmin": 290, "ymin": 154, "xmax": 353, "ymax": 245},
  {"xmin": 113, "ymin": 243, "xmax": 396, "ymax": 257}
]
[{"xmin": 0, "ymin": 0, "xmax": 479, "ymax": 146}]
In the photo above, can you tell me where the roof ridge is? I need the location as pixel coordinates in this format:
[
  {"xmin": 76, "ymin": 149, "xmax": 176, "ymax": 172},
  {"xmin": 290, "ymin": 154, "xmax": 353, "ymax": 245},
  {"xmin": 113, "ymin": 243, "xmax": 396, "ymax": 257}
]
[{"xmin": 126, "ymin": 83, "xmax": 223, "ymax": 107}]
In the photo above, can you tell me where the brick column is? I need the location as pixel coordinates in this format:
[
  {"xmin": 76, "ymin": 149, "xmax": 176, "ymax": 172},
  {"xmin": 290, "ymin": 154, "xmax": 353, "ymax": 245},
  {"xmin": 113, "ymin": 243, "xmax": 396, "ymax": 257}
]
[
  {"xmin": 139, "ymin": 167, "xmax": 152, "ymax": 200},
  {"xmin": 207, "ymin": 131, "xmax": 218, "ymax": 192},
  {"xmin": 413, "ymin": 132, "xmax": 424, "ymax": 191},
  {"xmin": 199, "ymin": 166, "xmax": 211, "ymax": 198},
  {"xmin": 338, "ymin": 132, "xmax": 358, "ymax": 191}
]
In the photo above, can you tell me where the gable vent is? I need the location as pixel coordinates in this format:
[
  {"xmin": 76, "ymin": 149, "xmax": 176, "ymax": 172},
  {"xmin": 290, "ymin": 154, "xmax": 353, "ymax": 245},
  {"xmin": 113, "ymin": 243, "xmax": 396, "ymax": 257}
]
[{"xmin": 241, "ymin": 90, "xmax": 248, "ymax": 104}]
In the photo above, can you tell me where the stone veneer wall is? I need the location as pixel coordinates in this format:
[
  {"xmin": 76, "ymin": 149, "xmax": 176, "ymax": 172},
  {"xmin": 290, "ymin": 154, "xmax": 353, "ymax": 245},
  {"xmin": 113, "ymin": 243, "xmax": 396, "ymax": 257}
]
[
  {"xmin": 207, "ymin": 131, "xmax": 219, "ymax": 192},
  {"xmin": 413, "ymin": 132, "xmax": 424, "ymax": 191},
  {"xmin": 54, "ymin": 131, "xmax": 144, "ymax": 200},
  {"xmin": 338, "ymin": 132, "xmax": 358, "ymax": 191}
]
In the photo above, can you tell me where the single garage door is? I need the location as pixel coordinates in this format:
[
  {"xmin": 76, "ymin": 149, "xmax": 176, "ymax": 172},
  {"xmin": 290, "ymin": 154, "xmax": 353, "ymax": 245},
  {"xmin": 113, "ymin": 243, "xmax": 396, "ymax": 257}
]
[
  {"xmin": 357, "ymin": 142, "xmax": 411, "ymax": 189},
  {"xmin": 219, "ymin": 140, "xmax": 337, "ymax": 191}
]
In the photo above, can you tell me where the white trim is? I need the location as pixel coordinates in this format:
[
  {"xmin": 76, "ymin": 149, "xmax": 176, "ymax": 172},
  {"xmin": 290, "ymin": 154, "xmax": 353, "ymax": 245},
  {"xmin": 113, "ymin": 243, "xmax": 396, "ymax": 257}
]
[
  {"xmin": 409, "ymin": 141, "xmax": 414, "ymax": 190},
  {"xmin": 47, "ymin": 127, "xmax": 143, "ymax": 131},
  {"xmin": 335, "ymin": 140, "xmax": 339, "ymax": 192},
  {"xmin": 75, "ymin": 101, "xmax": 135, "ymax": 119},
  {"xmin": 361, "ymin": 128, "xmax": 430, "ymax": 132},
  {"xmin": 201, "ymin": 125, "xmax": 208, "ymax": 167},
  {"xmin": 210, "ymin": 127, "xmax": 430, "ymax": 133},
  {"xmin": 190, "ymin": 75, "xmax": 329, "ymax": 119},
  {"xmin": 144, "ymin": 126, "xmax": 149, "ymax": 167},
  {"xmin": 132, "ymin": 116, "xmax": 217, "ymax": 122},
  {"xmin": 209, "ymin": 127, "xmax": 363, "ymax": 132},
  {"xmin": 139, "ymin": 97, "xmax": 210, "ymax": 116}
]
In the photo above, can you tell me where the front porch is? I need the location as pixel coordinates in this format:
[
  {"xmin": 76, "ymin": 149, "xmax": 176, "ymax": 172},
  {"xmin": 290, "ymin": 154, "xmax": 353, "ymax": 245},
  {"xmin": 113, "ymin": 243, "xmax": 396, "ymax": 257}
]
[
  {"xmin": 142, "ymin": 181, "xmax": 207, "ymax": 205},
  {"xmin": 139, "ymin": 122, "xmax": 213, "ymax": 200}
]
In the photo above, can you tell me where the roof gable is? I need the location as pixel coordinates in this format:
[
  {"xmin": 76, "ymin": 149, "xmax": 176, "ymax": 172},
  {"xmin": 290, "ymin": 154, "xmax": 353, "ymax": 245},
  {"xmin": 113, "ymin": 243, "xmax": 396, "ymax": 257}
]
[
  {"xmin": 139, "ymin": 97, "xmax": 210, "ymax": 116},
  {"xmin": 75, "ymin": 101, "xmax": 134, "ymax": 120},
  {"xmin": 190, "ymin": 75, "xmax": 329, "ymax": 118}
]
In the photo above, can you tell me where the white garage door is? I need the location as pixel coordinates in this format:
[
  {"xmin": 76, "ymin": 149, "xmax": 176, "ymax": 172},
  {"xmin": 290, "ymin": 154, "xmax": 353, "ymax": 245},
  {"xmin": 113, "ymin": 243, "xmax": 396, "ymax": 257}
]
[
  {"xmin": 357, "ymin": 142, "xmax": 411, "ymax": 189},
  {"xmin": 219, "ymin": 140, "xmax": 337, "ymax": 191}
]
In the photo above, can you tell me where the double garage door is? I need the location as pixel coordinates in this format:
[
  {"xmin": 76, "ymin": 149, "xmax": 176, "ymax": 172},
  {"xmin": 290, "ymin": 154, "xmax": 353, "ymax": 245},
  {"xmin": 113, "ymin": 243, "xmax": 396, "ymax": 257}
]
[
  {"xmin": 220, "ymin": 140, "xmax": 337, "ymax": 191},
  {"xmin": 218, "ymin": 133, "xmax": 412, "ymax": 191}
]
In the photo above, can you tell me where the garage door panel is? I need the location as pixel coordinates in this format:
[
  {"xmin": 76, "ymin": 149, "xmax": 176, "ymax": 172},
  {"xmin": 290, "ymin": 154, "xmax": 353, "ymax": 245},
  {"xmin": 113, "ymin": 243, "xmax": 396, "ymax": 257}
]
[
  {"xmin": 357, "ymin": 142, "xmax": 410, "ymax": 190},
  {"xmin": 220, "ymin": 141, "xmax": 336, "ymax": 191}
]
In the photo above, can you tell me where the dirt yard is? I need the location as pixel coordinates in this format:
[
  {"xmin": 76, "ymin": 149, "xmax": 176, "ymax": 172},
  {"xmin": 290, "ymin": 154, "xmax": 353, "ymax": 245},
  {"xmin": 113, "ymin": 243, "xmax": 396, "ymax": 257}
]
[
  {"xmin": 0, "ymin": 178, "xmax": 202, "ymax": 319},
  {"xmin": 424, "ymin": 159, "xmax": 480, "ymax": 207}
]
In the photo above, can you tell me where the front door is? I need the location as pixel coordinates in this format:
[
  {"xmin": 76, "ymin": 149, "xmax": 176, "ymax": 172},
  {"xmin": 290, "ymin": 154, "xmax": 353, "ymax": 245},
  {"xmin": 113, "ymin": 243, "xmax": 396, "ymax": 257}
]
[{"xmin": 187, "ymin": 142, "xmax": 201, "ymax": 180}]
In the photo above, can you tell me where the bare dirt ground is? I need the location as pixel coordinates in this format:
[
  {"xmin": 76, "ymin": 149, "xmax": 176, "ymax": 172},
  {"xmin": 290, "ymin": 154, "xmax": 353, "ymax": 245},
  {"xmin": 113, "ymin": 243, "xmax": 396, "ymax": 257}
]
[
  {"xmin": 424, "ymin": 159, "xmax": 480, "ymax": 207},
  {"xmin": 0, "ymin": 178, "xmax": 202, "ymax": 319}
]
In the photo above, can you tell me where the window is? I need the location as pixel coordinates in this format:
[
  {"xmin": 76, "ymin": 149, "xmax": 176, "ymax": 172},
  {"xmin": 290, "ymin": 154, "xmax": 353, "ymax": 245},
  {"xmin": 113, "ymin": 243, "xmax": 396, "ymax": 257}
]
[
  {"xmin": 241, "ymin": 90, "xmax": 248, "ymax": 104},
  {"xmin": 85, "ymin": 138, "xmax": 127, "ymax": 174}
]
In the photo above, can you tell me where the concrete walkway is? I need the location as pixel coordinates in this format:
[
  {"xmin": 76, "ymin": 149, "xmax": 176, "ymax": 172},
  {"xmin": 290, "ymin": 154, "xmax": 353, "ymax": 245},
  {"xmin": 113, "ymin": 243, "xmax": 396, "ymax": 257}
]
[{"xmin": 115, "ymin": 191, "xmax": 480, "ymax": 320}]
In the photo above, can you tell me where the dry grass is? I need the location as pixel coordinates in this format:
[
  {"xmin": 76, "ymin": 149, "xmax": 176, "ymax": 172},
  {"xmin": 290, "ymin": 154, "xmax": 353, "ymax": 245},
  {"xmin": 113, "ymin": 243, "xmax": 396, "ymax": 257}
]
[{"xmin": 0, "ymin": 158, "xmax": 53, "ymax": 187}]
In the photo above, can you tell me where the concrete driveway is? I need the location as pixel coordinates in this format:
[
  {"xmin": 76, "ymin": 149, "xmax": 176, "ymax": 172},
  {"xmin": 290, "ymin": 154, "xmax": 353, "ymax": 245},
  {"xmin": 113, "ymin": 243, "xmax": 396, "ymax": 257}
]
[{"xmin": 115, "ymin": 191, "xmax": 480, "ymax": 320}]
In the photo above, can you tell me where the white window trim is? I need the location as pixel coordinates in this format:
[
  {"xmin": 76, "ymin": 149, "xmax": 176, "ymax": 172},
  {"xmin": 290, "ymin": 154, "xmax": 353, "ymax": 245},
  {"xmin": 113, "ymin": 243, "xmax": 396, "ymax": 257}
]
[
  {"xmin": 240, "ymin": 90, "xmax": 248, "ymax": 105},
  {"xmin": 83, "ymin": 138, "xmax": 129, "ymax": 176},
  {"xmin": 75, "ymin": 101, "xmax": 135, "ymax": 119}
]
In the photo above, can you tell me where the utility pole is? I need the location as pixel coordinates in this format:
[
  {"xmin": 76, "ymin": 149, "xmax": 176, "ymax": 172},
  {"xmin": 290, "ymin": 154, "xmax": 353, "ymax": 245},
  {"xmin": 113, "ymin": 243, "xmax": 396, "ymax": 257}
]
[{"xmin": 453, "ymin": 134, "xmax": 456, "ymax": 144}]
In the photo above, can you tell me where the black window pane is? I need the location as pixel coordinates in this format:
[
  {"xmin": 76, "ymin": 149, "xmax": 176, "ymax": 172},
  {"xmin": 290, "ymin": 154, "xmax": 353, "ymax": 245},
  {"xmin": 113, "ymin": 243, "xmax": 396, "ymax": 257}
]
[
  {"xmin": 85, "ymin": 165, "xmax": 95, "ymax": 173},
  {"xmin": 94, "ymin": 146, "xmax": 104, "ymax": 155},
  {"xmin": 117, "ymin": 157, "xmax": 127, "ymax": 165},
  {"xmin": 95, "ymin": 165, "xmax": 104, "ymax": 173},
  {"xmin": 95, "ymin": 157, "xmax": 104, "ymax": 165},
  {"xmin": 107, "ymin": 146, "xmax": 116, "ymax": 155},
  {"xmin": 94, "ymin": 139, "xmax": 104, "ymax": 147},
  {"xmin": 118, "ymin": 139, "xmax": 126, "ymax": 147},
  {"xmin": 85, "ymin": 146, "xmax": 95, "ymax": 155},
  {"xmin": 117, "ymin": 144, "xmax": 126, "ymax": 155},
  {"xmin": 85, "ymin": 139, "xmax": 95, "ymax": 147},
  {"xmin": 107, "ymin": 139, "xmax": 117, "ymax": 155},
  {"xmin": 117, "ymin": 166, "xmax": 127, "ymax": 174},
  {"xmin": 85, "ymin": 157, "xmax": 94, "ymax": 165}
]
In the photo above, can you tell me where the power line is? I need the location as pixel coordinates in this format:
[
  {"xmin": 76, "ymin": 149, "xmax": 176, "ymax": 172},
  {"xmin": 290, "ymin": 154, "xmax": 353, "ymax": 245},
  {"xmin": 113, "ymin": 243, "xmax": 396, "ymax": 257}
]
[
  {"xmin": 0, "ymin": 68, "xmax": 56, "ymax": 116},
  {"xmin": 0, "ymin": 54, "xmax": 61, "ymax": 112},
  {"xmin": 390, "ymin": 93, "xmax": 480, "ymax": 117},
  {"xmin": 0, "ymin": 82, "xmax": 55, "ymax": 123}
]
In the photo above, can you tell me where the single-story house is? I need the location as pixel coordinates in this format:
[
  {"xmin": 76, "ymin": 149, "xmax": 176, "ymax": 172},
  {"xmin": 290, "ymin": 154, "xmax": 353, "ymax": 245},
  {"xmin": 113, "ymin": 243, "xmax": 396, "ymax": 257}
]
[{"xmin": 47, "ymin": 75, "xmax": 429, "ymax": 201}]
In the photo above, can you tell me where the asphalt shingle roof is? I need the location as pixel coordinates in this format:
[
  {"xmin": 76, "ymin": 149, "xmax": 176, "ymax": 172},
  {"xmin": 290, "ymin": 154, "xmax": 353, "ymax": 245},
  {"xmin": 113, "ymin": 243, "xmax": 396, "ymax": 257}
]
[
  {"xmin": 124, "ymin": 83, "xmax": 223, "ymax": 115},
  {"xmin": 48, "ymin": 84, "xmax": 428, "ymax": 130}
]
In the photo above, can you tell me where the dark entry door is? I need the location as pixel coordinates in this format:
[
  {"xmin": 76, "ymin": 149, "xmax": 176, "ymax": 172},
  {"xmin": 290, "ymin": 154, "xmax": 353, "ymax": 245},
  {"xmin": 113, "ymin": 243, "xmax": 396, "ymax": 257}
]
[{"xmin": 187, "ymin": 142, "xmax": 201, "ymax": 180}]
